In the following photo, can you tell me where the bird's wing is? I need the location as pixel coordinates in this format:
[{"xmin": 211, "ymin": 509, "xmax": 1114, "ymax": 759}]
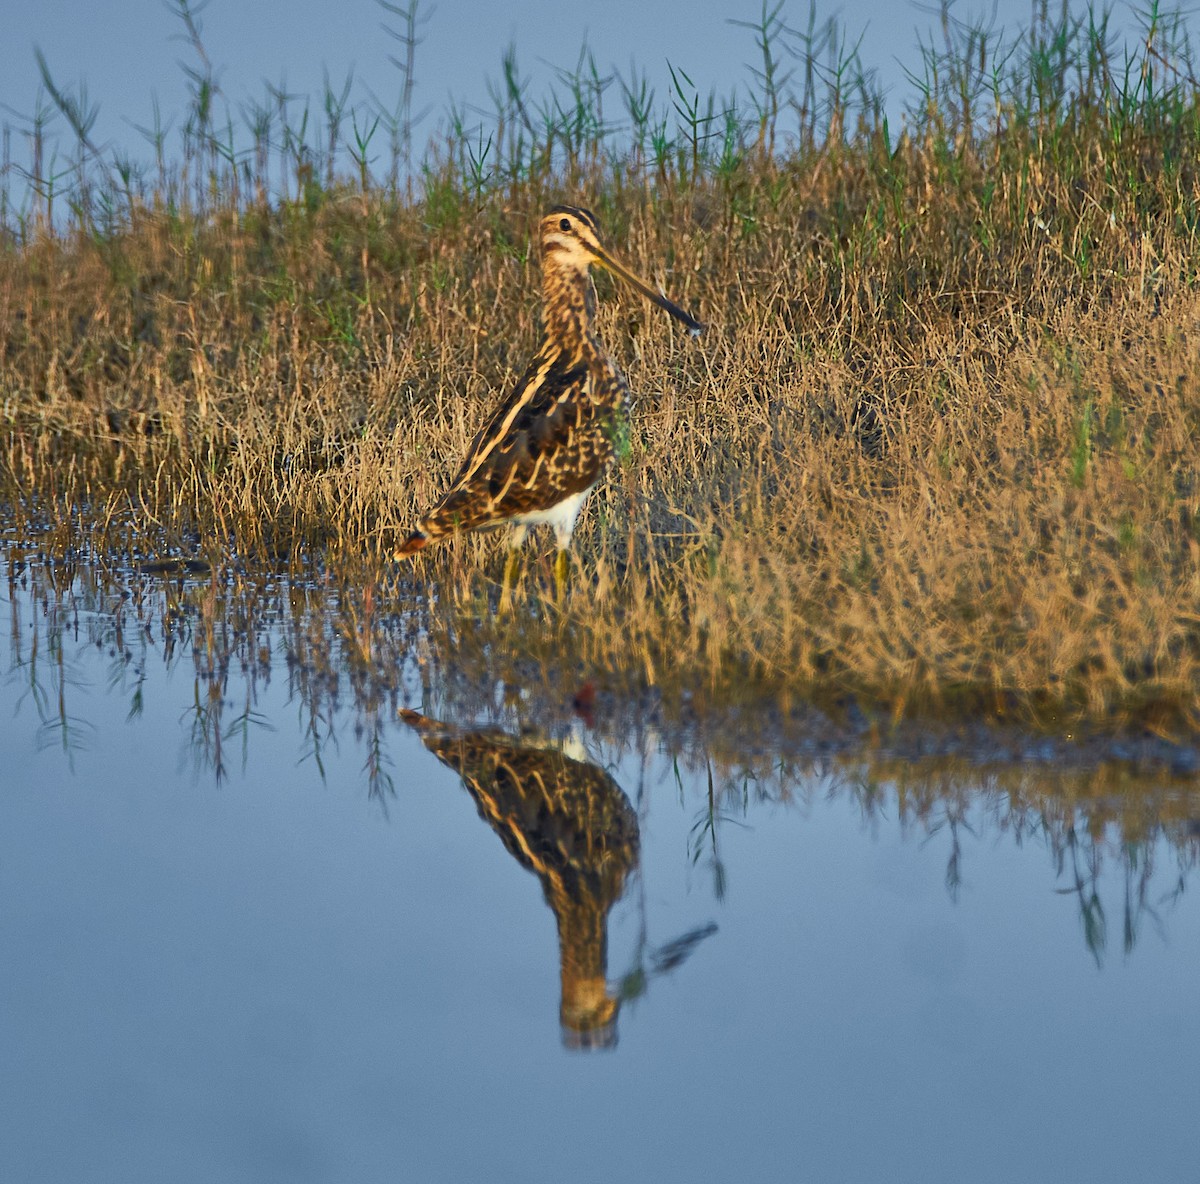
[{"xmin": 422, "ymin": 346, "xmax": 618, "ymax": 534}]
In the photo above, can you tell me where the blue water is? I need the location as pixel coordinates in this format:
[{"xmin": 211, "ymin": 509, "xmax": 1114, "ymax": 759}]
[{"xmin": 2, "ymin": 552, "xmax": 1197, "ymax": 1184}]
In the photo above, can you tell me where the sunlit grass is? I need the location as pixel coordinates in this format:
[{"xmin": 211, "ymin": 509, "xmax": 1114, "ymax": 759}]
[{"xmin": 1, "ymin": 1, "xmax": 1199, "ymax": 733}]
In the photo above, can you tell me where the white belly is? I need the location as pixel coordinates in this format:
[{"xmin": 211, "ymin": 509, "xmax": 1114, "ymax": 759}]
[{"xmin": 511, "ymin": 486, "xmax": 594, "ymax": 548}]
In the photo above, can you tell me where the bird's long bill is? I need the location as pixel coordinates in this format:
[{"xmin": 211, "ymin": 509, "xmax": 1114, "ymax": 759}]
[{"xmin": 590, "ymin": 246, "xmax": 704, "ymax": 336}]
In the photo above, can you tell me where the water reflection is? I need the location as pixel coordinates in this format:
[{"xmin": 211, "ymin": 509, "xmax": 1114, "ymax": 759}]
[
  {"xmin": 6, "ymin": 545, "xmax": 1199, "ymax": 1184},
  {"xmin": 401, "ymin": 710, "xmax": 639, "ymax": 1048},
  {"xmin": 3, "ymin": 534, "xmax": 1200, "ymax": 972}
]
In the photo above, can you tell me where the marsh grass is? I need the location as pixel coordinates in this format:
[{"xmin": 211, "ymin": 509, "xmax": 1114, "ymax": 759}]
[{"xmin": 2, "ymin": 2, "xmax": 1200, "ymax": 733}]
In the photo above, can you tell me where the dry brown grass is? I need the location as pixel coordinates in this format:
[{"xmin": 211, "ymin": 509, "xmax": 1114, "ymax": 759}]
[{"xmin": 2, "ymin": 15, "xmax": 1200, "ymax": 735}]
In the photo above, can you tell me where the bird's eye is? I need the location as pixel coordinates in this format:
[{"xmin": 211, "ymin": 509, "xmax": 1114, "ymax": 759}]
[{"xmin": 559, "ymin": 217, "xmax": 571, "ymax": 232}]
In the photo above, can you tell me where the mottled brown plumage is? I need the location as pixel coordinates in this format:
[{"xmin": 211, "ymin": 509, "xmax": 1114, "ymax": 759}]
[
  {"xmin": 400, "ymin": 708, "xmax": 639, "ymax": 1049},
  {"xmin": 395, "ymin": 206, "xmax": 701, "ymax": 592}
]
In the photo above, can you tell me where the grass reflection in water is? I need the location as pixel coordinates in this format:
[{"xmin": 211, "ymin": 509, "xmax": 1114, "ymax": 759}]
[{"xmin": 3, "ymin": 536, "xmax": 1199, "ymax": 983}]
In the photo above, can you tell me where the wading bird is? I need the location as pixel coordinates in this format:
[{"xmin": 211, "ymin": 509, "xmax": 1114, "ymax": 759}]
[{"xmin": 395, "ymin": 205, "xmax": 702, "ymax": 603}]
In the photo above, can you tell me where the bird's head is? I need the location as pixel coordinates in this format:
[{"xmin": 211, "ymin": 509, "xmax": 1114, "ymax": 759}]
[{"xmin": 539, "ymin": 205, "xmax": 703, "ymax": 335}]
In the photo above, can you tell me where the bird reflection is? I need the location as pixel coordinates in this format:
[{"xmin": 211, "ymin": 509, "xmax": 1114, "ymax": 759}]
[{"xmin": 401, "ymin": 709, "xmax": 639, "ymax": 1050}]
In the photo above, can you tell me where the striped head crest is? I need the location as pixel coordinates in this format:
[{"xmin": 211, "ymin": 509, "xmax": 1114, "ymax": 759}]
[{"xmin": 540, "ymin": 206, "xmax": 604, "ymax": 268}]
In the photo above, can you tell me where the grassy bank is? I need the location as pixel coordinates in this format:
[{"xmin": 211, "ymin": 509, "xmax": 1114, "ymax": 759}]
[{"xmin": 2, "ymin": 3, "xmax": 1199, "ymax": 732}]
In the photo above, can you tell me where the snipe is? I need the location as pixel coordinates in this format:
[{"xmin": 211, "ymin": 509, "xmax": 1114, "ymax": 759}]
[{"xmin": 395, "ymin": 205, "xmax": 702, "ymax": 601}]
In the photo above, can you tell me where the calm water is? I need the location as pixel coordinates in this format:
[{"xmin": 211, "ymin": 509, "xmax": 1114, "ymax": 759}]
[{"xmin": 2, "ymin": 544, "xmax": 1198, "ymax": 1184}]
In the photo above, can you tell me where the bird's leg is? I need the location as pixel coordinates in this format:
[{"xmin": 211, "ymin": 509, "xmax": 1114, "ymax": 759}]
[
  {"xmin": 499, "ymin": 525, "xmax": 528, "ymax": 614},
  {"xmin": 554, "ymin": 548, "xmax": 569, "ymax": 604},
  {"xmin": 552, "ymin": 520, "xmax": 578, "ymax": 606},
  {"xmin": 500, "ymin": 549, "xmax": 522, "ymax": 613}
]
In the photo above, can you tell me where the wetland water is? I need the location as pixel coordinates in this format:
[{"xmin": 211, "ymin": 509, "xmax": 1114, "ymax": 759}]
[{"xmin": 2, "ymin": 539, "xmax": 1198, "ymax": 1184}]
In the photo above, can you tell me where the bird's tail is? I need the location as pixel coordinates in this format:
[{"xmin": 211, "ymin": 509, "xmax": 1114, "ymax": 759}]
[{"xmin": 394, "ymin": 530, "xmax": 429, "ymax": 558}]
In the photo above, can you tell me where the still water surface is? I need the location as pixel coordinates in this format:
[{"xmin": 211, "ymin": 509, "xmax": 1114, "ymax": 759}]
[{"xmin": 1, "ymin": 544, "xmax": 1197, "ymax": 1183}]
